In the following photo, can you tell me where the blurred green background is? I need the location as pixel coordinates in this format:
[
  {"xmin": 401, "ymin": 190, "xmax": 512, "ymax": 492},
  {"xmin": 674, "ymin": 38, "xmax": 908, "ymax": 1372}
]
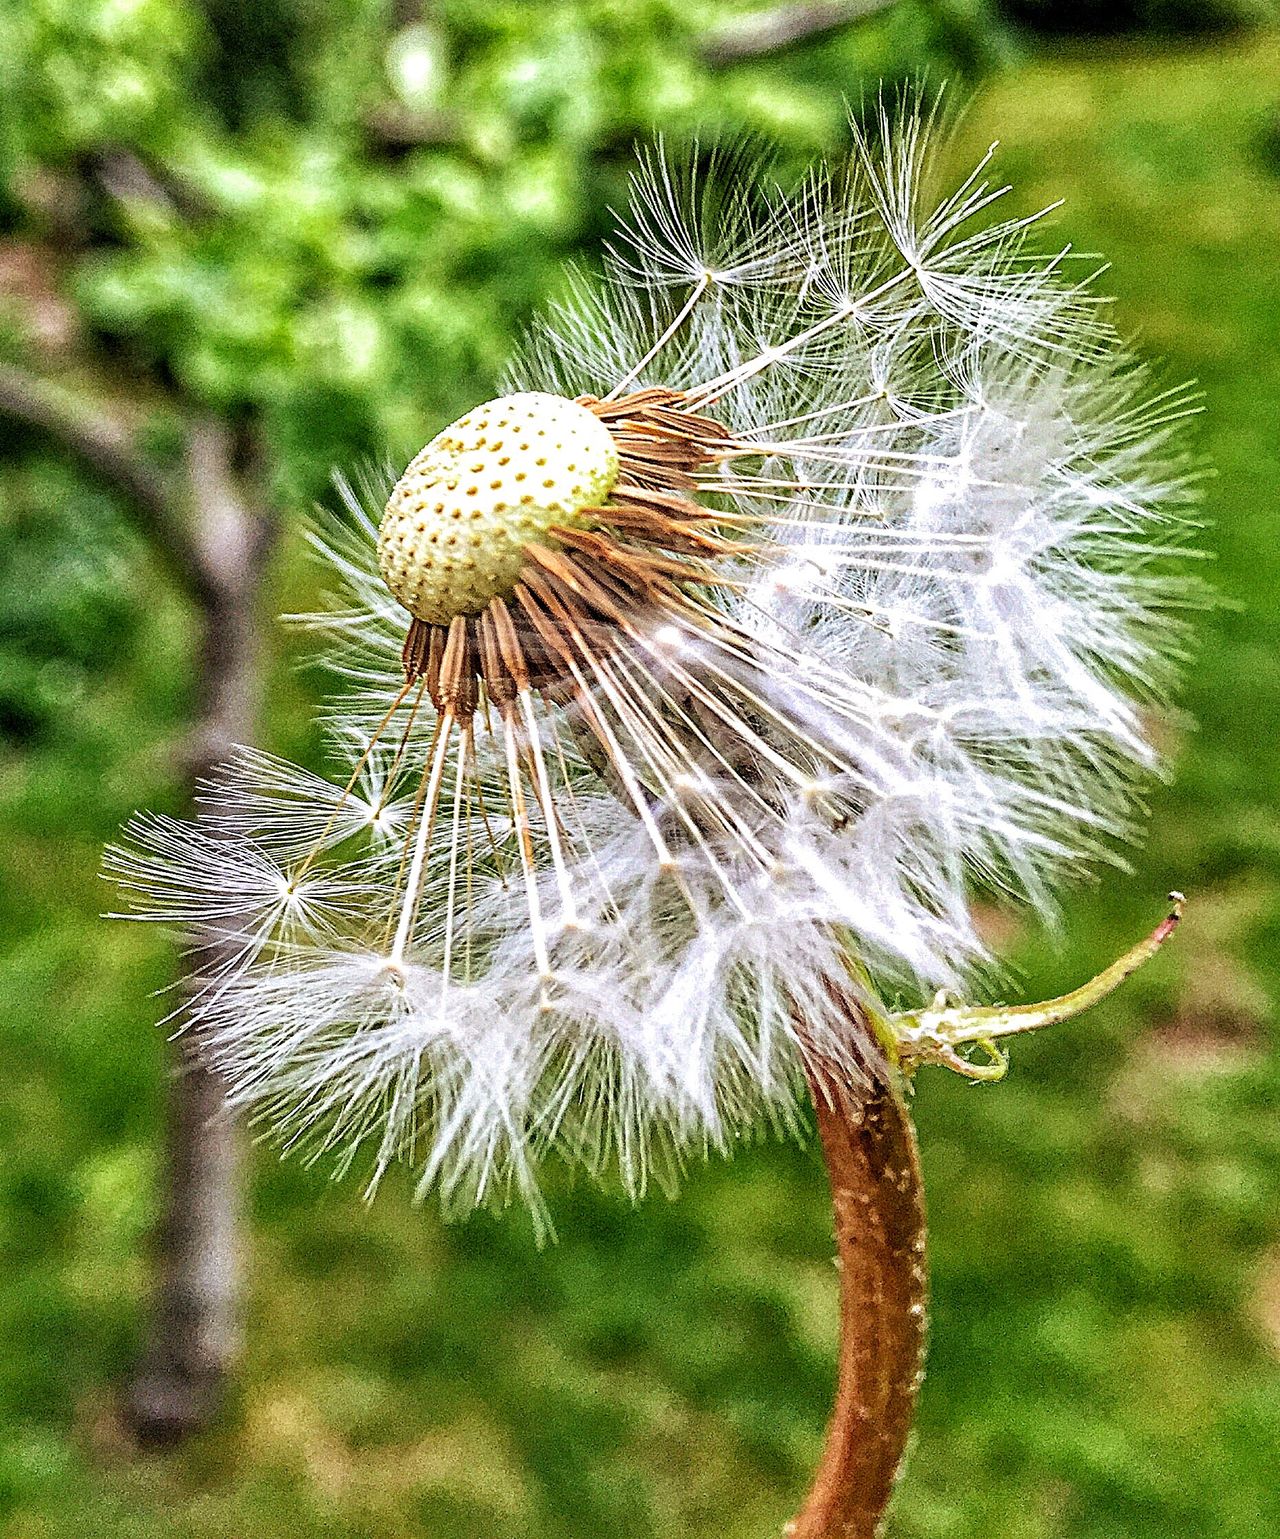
[{"xmin": 1, "ymin": 2, "xmax": 1278, "ymax": 1536}]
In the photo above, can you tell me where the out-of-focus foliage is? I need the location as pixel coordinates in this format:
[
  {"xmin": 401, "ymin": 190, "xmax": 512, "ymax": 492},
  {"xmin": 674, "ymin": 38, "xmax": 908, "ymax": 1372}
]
[
  {"xmin": 0, "ymin": 456, "xmax": 144, "ymax": 744},
  {"xmin": 1, "ymin": 0, "xmax": 1002, "ymax": 505}
]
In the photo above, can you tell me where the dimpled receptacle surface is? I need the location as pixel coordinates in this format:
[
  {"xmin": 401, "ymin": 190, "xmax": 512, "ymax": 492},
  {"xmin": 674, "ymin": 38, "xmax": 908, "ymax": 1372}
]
[{"xmin": 377, "ymin": 392, "xmax": 620, "ymax": 625}]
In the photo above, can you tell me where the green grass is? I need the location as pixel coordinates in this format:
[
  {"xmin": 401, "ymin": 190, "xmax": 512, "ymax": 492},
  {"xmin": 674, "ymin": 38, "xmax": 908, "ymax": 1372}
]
[{"xmin": 2, "ymin": 32, "xmax": 1279, "ymax": 1539}]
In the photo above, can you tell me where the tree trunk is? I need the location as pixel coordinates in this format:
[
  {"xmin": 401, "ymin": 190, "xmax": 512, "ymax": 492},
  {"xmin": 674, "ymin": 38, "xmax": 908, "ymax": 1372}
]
[
  {"xmin": 125, "ymin": 1043, "xmax": 242, "ymax": 1443},
  {"xmin": 125, "ymin": 422, "xmax": 275, "ymax": 1444},
  {"xmin": 0, "ymin": 370, "xmax": 277, "ymax": 1444}
]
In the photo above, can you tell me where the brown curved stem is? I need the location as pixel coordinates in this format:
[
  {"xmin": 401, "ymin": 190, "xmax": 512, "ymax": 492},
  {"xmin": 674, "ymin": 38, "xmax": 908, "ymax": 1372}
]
[{"xmin": 790, "ymin": 1061, "xmax": 927, "ymax": 1538}]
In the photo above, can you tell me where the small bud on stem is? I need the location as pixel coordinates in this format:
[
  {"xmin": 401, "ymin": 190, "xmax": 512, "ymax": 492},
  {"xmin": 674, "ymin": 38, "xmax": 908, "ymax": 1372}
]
[{"xmin": 893, "ymin": 895, "xmax": 1185, "ymax": 1082}]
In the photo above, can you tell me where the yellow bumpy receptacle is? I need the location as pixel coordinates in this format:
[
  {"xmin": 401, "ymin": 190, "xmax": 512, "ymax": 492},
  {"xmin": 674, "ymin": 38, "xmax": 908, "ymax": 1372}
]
[{"xmin": 377, "ymin": 392, "xmax": 620, "ymax": 626}]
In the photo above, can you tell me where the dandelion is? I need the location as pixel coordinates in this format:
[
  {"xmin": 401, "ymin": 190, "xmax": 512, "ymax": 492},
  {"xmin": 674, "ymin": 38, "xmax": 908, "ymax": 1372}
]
[
  {"xmin": 106, "ymin": 93, "xmax": 1200, "ymax": 1530},
  {"xmin": 108, "ymin": 98, "xmax": 1195, "ymax": 1229}
]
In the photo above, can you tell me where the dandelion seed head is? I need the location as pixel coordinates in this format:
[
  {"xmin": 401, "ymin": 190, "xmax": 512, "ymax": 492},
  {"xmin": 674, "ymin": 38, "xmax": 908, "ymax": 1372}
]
[{"xmin": 107, "ymin": 94, "xmax": 1200, "ymax": 1227}]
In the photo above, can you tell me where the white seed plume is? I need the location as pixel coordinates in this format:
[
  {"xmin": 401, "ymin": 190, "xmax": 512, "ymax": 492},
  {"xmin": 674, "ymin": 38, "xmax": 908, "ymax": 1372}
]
[{"xmin": 106, "ymin": 100, "xmax": 1198, "ymax": 1235}]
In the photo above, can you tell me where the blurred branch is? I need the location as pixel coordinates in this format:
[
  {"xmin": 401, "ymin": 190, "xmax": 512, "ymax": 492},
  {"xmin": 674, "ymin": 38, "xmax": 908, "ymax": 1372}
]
[
  {"xmin": 0, "ymin": 361, "xmax": 216, "ymax": 606},
  {"xmin": 92, "ymin": 150, "xmax": 182, "ymax": 216},
  {"xmin": 180, "ymin": 416, "xmax": 277, "ymax": 763},
  {"xmin": 365, "ymin": 100, "xmax": 461, "ymax": 148},
  {"xmin": 698, "ymin": 0, "xmax": 899, "ymax": 65},
  {"xmin": 90, "ymin": 149, "xmax": 214, "ymax": 225}
]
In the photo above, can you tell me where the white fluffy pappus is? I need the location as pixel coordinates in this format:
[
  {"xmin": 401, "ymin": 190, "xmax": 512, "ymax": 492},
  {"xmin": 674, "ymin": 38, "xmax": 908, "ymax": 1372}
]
[{"xmin": 106, "ymin": 98, "xmax": 1199, "ymax": 1235}]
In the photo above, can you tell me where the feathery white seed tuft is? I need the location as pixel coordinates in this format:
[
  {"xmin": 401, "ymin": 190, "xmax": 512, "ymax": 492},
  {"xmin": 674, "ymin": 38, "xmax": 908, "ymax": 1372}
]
[{"xmin": 107, "ymin": 98, "xmax": 1200, "ymax": 1230}]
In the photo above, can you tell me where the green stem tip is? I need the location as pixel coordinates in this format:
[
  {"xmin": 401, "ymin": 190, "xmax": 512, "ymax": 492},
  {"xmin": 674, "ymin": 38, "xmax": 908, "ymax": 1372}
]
[{"xmin": 891, "ymin": 893, "xmax": 1185, "ymax": 1083}]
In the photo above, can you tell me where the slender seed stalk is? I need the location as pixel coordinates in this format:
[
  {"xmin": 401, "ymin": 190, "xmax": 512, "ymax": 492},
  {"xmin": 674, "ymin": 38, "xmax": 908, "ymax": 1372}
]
[
  {"xmin": 788, "ymin": 902, "xmax": 1183, "ymax": 1535},
  {"xmin": 791, "ymin": 1053, "xmax": 926, "ymax": 1539}
]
